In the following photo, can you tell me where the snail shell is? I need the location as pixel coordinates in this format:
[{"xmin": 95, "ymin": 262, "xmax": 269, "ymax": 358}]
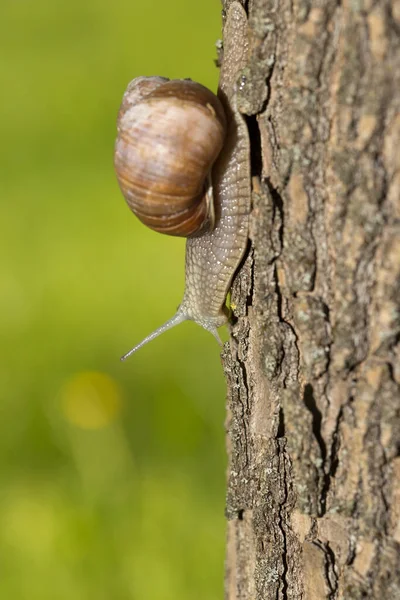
[{"xmin": 114, "ymin": 77, "xmax": 227, "ymax": 237}]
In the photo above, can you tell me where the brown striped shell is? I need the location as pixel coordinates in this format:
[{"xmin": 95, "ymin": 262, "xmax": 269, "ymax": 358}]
[{"xmin": 114, "ymin": 77, "xmax": 227, "ymax": 237}]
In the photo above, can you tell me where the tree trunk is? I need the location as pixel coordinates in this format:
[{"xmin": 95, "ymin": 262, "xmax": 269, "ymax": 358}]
[{"xmin": 222, "ymin": 0, "xmax": 400, "ymax": 598}]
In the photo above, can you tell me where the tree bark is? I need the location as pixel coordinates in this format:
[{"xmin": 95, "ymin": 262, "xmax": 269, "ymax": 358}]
[{"xmin": 222, "ymin": 0, "xmax": 400, "ymax": 598}]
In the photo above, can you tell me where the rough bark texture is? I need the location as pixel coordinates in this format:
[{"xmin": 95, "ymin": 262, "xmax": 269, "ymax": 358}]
[{"xmin": 222, "ymin": 0, "xmax": 400, "ymax": 598}]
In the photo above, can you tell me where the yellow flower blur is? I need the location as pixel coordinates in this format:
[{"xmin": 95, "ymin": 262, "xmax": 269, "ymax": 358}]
[{"xmin": 60, "ymin": 371, "xmax": 122, "ymax": 430}]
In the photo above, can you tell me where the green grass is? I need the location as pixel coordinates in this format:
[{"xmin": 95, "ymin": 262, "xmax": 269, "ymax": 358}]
[{"xmin": 0, "ymin": 1, "xmax": 227, "ymax": 597}]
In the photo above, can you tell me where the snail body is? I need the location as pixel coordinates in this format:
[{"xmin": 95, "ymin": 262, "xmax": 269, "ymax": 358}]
[{"xmin": 114, "ymin": 3, "xmax": 250, "ymax": 359}]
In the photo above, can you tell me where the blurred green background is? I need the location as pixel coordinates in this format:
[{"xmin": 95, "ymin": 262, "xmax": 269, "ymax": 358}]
[{"xmin": 0, "ymin": 1, "xmax": 227, "ymax": 598}]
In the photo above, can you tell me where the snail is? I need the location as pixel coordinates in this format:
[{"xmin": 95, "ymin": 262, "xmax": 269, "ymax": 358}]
[{"xmin": 114, "ymin": 2, "xmax": 251, "ymax": 360}]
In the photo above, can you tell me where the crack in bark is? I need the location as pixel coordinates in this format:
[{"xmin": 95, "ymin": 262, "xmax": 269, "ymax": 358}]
[
  {"xmin": 322, "ymin": 541, "xmax": 339, "ymax": 599},
  {"xmin": 277, "ymin": 407, "xmax": 286, "ymax": 438},
  {"xmin": 322, "ymin": 406, "xmax": 343, "ymax": 514},
  {"xmin": 237, "ymin": 358, "xmax": 251, "ymax": 469},
  {"xmin": 265, "ymin": 177, "xmax": 284, "ymax": 257},
  {"xmin": 277, "ymin": 441, "xmax": 289, "ymax": 600}
]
